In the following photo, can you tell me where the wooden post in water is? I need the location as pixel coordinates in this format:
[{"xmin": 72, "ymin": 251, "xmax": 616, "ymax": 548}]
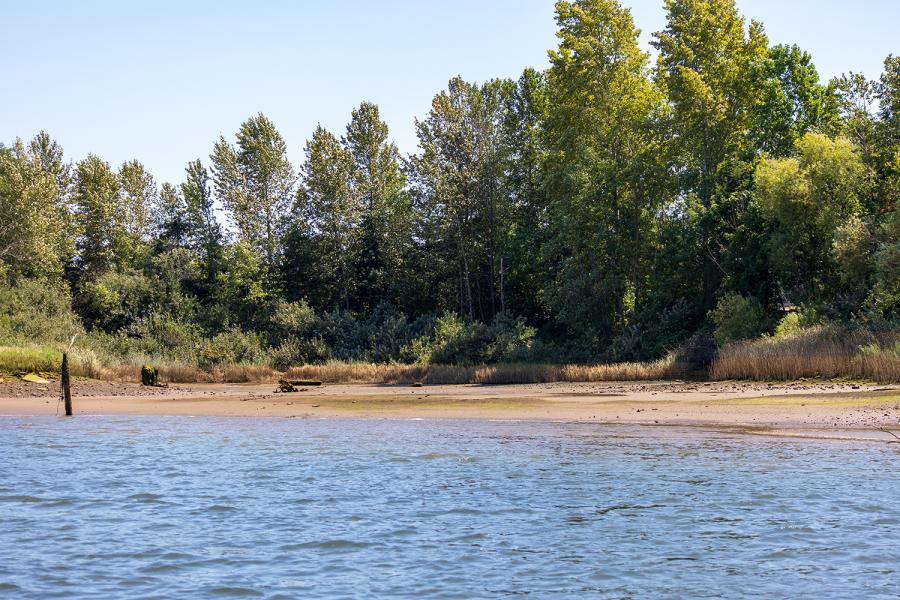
[{"xmin": 61, "ymin": 352, "xmax": 72, "ymax": 416}]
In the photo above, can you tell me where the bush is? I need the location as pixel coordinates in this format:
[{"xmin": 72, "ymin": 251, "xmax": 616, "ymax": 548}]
[
  {"xmin": 0, "ymin": 279, "xmax": 84, "ymax": 345},
  {"xmin": 133, "ymin": 313, "xmax": 203, "ymax": 355},
  {"xmin": 774, "ymin": 312, "xmax": 802, "ymax": 338},
  {"xmin": 399, "ymin": 336, "xmax": 433, "ymax": 364},
  {"xmin": 672, "ymin": 332, "xmax": 718, "ymax": 371},
  {"xmin": 429, "ymin": 312, "xmax": 537, "ymax": 365},
  {"xmin": 197, "ymin": 327, "xmax": 265, "ymax": 368},
  {"xmin": 269, "ymin": 299, "xmax": 316, "ymax": 339},
  {"xmin": 268, "ymin": 336, "xmax": 330, "ymax": 369},
  {"xmin": 709, "ymin": 293, "xmax": 767, "ymax": 345},
  {"xmin": 76, "ymin": 271, "xmax": 158, "ymax": 333}
]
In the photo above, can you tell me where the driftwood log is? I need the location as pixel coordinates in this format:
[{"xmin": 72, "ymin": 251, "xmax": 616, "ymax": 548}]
[{"xmin": 276, "ymin": 379, "xmax": 323, "ymax": 393}]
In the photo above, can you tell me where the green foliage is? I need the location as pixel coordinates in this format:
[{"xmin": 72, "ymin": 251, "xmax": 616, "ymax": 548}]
[
  {"xmin": 409, "ymin": 76, "xmax": 509, "ymax": 322},
  {"xmin": 0, "ymin": 134, "xmax": 73, "ymax": 280},
  {"xmin": 197, "ymin": 328, "xmax": 265, "ymax": 369},
  {"xmin": 268, "ymin": 336, "xmax": 330, "ymax": 370},
  {"xmin": 709, "ymin": 293, "xmax": 767, "ymax": 345},
  {"xmin": 653, "ymin": 0, "xmax": 768, "ymax": 203},
  {"xmin": 751, "ymin": 44, "xmax": 838, "ymax": 156},
  {"xmin": 0, "ymin": 346, "xmax": 61, "ymax": 375},
  {"xmin": 754, "ymin": 133, "xmax": 868, "ymax": 303},
  {"xmin": 0, "ymin": 279, "xmax": 83, "ymax": 345},
  {"xmin": 73, "ymin": 155, "xmax": 145, "ymax": 275},
  {"xmin": 867, "ymin": 208, "xmax": 900, "ymax": 320},
  {"xmin": 543, "ymin": 0, "xmax": 666, "ymax": 344},
  {"xmin": 76, "ymin": 270, "xmax": 157, "ymax": 333},
  {"xmin": 428, "ymin": 312, "xmax": 536, "ymax": 365},
  {"xmin": 211, "ymin": 113, "xmax": 296, "ymax": 274},
  {"xmin": 773, "ymin": 313, "xmax": 803, "ymax": 338},
  {"xmin": 1, "ymin": 5, "xmax": 897, "ymax": 375}
]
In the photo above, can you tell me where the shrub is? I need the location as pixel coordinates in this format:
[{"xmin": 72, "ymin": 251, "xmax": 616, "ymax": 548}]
[
  {"xmin": 709, "ymin": 293, "xmax": 767, "ymax": 345},
  {"xmin": 269, "ymin": 299, "xmax": 316, "ymax": 338},
  {"xmin": 398, "ymin": 336, "xmax": 432, "ymax": 364},
  {"xmin": 76, "ymin": 271, "xmax": 158, "ymax": 333},
  {"xmin": 483, "ymin": 314, "xmax": 536, "ymax": 363},
  {"xmin": 268, "ymin": 336, "xmax": 330, "ymax": 369},
  {"xmin": 773, "ymin": 312, "xmax": 802, "ymax": 338},
  {"xmin": 197, "ymin": 327, "xmax": 265, "ymax": 368},
  {"xmin": 429, "ymin": 312, "xmax": 537, "ymax": 365},
  {"xmin": 0, "ymin": 279, "xmax": 84, "ymax": 345},
  {"xmin": 133, "ymin": 313, "xmax": 203, "ymax": 355},
  {"xmin": 672, "ymin": 332, "xmax": 718, "ymax": 371}
]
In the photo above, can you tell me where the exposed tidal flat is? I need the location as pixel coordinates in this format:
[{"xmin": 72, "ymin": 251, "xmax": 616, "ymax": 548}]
[{"xmin": 1, "ymin": 417, "xmax": 899, "ymax": 599}]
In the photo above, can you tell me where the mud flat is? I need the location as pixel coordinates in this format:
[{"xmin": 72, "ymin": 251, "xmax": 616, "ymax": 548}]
[{"xmin": 1, "ymin": 379, "xmax": 897, "ymax": 435}]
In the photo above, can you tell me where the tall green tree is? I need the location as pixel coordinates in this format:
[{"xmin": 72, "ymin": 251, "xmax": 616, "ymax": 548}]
[
  {"xmin": 294, "ymin": 125, "xmax": 359, "ymax": 310},
  {"xmin": 653, "ymin": 0, "xmax": 768, "ymax": 203},
  {"xmin": 73, "ymin": 155, "xmax": 143, "ymax": 275},
  {"xmin": 650, "ymin": 0, "xmax": 770, "ymax": 321},
  {"xmin": 154, "ymin": 182, "xmax": 191, "ymax": 249},
  {"xmin": 875, "ymin": 55, "xmax": 900, "ymax": 211},
  {"xmin": 211, "ymin": 113, "xmax": 296, "ymax": 275},
  {"xmin": 0, "ymin": 134, "xmax": 73, "ymax": 281},
  {"xmin": 542, "ymin": 0, "xmax": 666, "ymax": 346},
  {"xmin": 181, "ymin": 159, "xmax": 224, "ymax": 292},
  {"xmin": 500, "ymin": 68, "xmax": 549, "ymax": 321},
  {"xmin": 410, "ymin": 76, "xmax": 508, "ymax": 321},
  {"xmin": 343, "ymin": 102, "xmax": 411, "ymax": 311},
  {"xmin": 751, "ymin": 44, "xmax": 837, "ymax": 157},
  {"xmin": 754, "ymin": 133, "xmax": 867, "ymax": 304},
  {"xmin": 118, "ymin": 160, "xmax": 156, "ymax": 241}
]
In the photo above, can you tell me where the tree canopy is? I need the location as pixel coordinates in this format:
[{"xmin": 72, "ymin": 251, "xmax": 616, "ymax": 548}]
[{"xmin": 1, "ymin": 0, "xmax": 897, "ymax": 367}]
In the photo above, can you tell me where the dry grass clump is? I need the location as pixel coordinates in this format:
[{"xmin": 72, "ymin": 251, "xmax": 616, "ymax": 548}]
[
  {"xmin": 711, "ymin": 327, "xmax": 900, "ymax": 383},
  {"xmin": 855, "ymin": 344, "xmax": 900, "ymax": 383},
  {"xmin": 69, "ymin": 360, "xmax": 276, "ymax": 384},
  {"xmin": 473, "ymin": 364, "xmax": 560, "ymax": 384},
  {"xmin": 283, "ymin": 363, "xmax": 474, "ymax": 384},
  {"xmin": 217, "ymin": 364, "xmax": 276, "ymax": 383},
  {"xmin": 61, "ymin": 358, "xmax": 683, "ymax": 386},
  {"xmin": 285, "ymin": 359, "xmax": 678, "ymax": 385},
  {"xmin": 561, "ymin": 358, "xmax": 677, "ymax": 382},
  {"xmin": 285, "ymin": 363, "xmax": 418, "ymax": 384}
]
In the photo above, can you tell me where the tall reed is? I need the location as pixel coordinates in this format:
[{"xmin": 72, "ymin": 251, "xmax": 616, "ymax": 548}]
[{"xmin": 711, "ymin": 327, "xmax": 900, "ymax": 383}]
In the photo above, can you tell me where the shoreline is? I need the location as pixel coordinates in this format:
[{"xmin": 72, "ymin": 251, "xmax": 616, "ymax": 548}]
[{"xmin": 2, "ymin": 379, "xmax": 899, "ymax": 438}]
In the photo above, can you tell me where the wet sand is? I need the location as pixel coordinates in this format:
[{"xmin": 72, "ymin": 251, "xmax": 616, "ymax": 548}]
[{"xmin": 2, "ymin": 379, "xmax": 899, "ymax": 438}]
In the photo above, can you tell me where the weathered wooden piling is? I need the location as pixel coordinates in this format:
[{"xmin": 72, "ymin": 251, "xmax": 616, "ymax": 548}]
[{"xmin": 61, "ymin": 352, "xmax": 72, "ymax": 416}]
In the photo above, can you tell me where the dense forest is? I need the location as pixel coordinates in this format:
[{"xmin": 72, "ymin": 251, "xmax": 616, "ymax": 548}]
[{"xmin": 1, "ymin": 0, "xmax": 898, "ymax": 376}]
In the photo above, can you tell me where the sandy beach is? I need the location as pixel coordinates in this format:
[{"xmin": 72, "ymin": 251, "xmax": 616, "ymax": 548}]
[{"xmin": 2, "ymin": 378, "xmax": 899, "ymax": 437}]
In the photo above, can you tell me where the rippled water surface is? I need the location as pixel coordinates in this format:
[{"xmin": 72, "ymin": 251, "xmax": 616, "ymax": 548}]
[{"xmin": 1, "ymin": 417, "xmax": 899, "ymax": 599}]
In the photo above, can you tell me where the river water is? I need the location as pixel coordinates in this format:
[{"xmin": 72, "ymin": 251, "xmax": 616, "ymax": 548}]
[{"xmin": 1, "ymin": 417, "xmax": 898, "ymax": 598}]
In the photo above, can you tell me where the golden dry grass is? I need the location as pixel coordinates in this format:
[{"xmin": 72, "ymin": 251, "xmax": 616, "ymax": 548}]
[
  {"xmin": 69, "ymin": 362, "xmax": 277, "ymax": 384},
  {"xmin": 64, "ymin": 358, "xmax": 679, "ymax": 385},
  {"xmin": 287, "ymin": 359, "xmax": 678, "ymax": 385},
  {"xmin": 711, "ymin": 327, "xmax": 900, "ymax": 383}
]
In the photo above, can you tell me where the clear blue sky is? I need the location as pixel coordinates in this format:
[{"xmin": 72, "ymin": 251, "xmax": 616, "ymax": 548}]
[{"xmin": 3, "ymin": 0, "xmax": 897, "ymax": 186}]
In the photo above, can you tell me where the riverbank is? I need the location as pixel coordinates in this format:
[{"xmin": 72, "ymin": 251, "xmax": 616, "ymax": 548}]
[{"xmin": 2, "ymin": 378, "xmax": 899, "ymax": 432}]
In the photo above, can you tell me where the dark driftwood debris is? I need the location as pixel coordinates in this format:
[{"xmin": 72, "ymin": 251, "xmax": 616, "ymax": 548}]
[{"xmin": 276, "ymin": 380, "xmax": 323, "ymax": 393}]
